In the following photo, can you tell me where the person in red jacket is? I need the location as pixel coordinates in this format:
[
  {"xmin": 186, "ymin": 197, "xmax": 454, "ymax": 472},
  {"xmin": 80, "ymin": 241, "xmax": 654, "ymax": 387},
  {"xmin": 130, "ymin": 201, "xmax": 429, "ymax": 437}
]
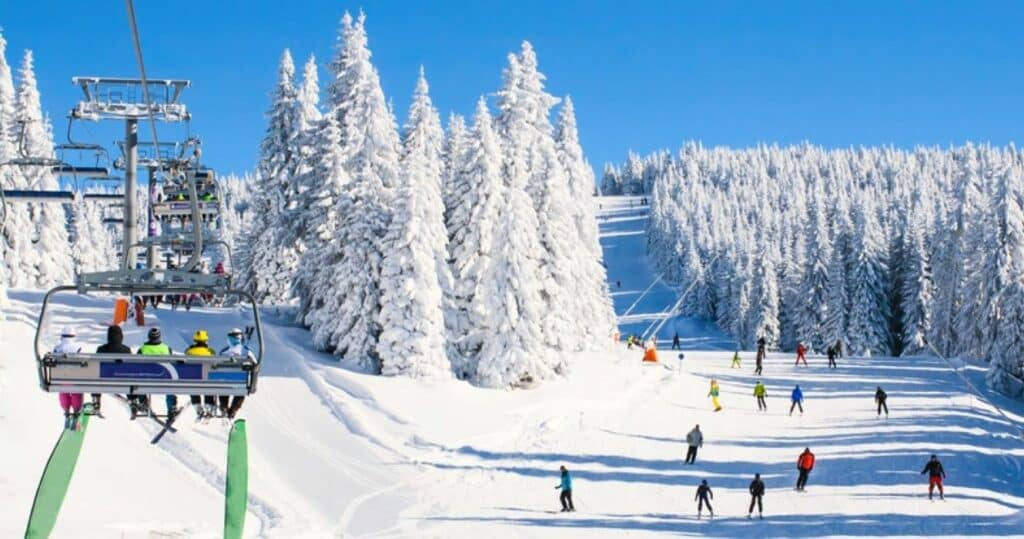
[
  {"xmin": 795, "ymin": 342, "xmax": 808, "ymax": 366},
  {"xmin": 796, "ymin": 447, "xmax": 815, "ymax": 491}
]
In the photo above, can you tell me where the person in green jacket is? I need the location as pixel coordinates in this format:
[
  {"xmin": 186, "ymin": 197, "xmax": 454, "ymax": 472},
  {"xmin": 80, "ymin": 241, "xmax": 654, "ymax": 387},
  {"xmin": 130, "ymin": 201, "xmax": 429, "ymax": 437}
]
[
  {"xmin": 138, "ymin": 327, "xmax": 178, "ymax": 420},
  {"xmin": 754, "ymin": 380, "xmax": 767, "ymax": 411},
  {"xmin": 731, "ymin": 350, "xmax": 741, "ymax": 369}
]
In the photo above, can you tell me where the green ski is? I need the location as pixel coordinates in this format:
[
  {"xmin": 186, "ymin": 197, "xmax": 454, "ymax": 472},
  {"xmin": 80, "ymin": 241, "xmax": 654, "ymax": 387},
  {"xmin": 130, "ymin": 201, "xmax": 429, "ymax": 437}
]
[
  {"xmin": 224, "ymin": 419, "xmax": 248, "ymax": 539},
  {"xmin": 24, "ymin": 405, "xmax": 93, "ymax": 539}
]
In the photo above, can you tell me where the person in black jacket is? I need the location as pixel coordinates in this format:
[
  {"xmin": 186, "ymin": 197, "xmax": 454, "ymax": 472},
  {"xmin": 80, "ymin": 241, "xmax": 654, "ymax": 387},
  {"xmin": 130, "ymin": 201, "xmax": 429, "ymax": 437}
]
[
  {"xmin": 827, "ymin": 346, "xmax": 837, "ymax": 369},
  {"xmin": 748, "ymin": 473, "xmax": 765, "ymax": 519},
  {"xmin": 875, "ymin": 386, "xmax": 889, "ymax": 417},
  {"xmin": 695, "ymin": 479, "xmax": 714, "ymax": 519},
  {"xmin": 96, "ymin": 325, "xmax": 132, "ymax": 415},
  {"xmin": 921, "ymin": 455, "xmax": 946, "ymax": 500}
]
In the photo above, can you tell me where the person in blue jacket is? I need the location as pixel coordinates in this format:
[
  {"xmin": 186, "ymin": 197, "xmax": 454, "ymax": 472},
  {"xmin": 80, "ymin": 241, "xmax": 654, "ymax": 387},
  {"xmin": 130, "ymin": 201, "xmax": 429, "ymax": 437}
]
[
  {"xmin": 790, "ymin": 385, "xmax": 804, "ymax": 416},
  {"xmin": 555, "ymin": 465, "xmax": 575, "ymax": 512}
]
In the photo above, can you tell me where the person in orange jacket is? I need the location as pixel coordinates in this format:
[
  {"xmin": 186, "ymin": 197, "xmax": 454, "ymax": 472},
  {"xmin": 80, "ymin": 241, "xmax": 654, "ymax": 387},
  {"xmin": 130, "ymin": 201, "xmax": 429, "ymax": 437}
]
[
  {"xmin": 795, "ymin": 342, "xmax": 808, "ymax": 366},
  {"xmin": 796, "ymin": 447, "xmax": 815, "ymax": 491}
]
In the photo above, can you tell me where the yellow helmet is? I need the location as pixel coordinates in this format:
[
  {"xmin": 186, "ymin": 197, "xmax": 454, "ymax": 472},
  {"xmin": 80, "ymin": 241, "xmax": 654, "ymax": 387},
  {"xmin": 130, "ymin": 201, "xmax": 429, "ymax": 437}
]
[{"xmin": 193, "ymin": 329, "xmax": 209, "ymax": 342}]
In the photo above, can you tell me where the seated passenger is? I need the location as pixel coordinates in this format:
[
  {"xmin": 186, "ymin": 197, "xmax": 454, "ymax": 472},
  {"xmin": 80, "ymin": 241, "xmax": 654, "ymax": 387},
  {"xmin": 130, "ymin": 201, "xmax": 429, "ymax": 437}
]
[
  {"xmin": 94, "ymin": 325, "xmax": 132, "ymax": 415},
  {"xmin": 219, "ymin": 327, "xmax": 256, "ymax": 419},
  {"xmin": 53, "ymin": 327, "xmax": 84, "ymax": 430}
]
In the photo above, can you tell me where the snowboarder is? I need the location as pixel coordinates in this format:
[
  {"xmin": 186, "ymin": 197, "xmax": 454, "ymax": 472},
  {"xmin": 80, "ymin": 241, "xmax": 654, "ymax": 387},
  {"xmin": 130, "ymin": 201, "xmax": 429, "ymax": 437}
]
[
  {"xmin": 218, "ymin": 327, "xmax": 256, "ymax": 418},
  {"xmin": 921, "ymin": 454, "xmax": 945, "ymax": 500},
  {"xmin": 672, "ymin": 332, "xmax": 681, "ymax": 350},
  {"xmin": 827, "ymin": 346, "xmax": 837, "ymax": 369},
  {"xmin": 138, "ymin": 327, "xmax": 176, "ymax": 420},
  {"xmin": 708, "ymin": 379, "xmax": 722, "ymax": 411},
  {"xmin": 555, "ymin": 465, "xmax": 575, "ymax": 512},
  {"xmin": 186, "ymin": 330, "xmax": 217, "ymax": 418},
  {"xmin": 731, "ymin": 350, "xmax": 741, "ymax": 368},
  {"xmin": 875, "ymin": 386, "xmax": 889, "ymax": 417},
  {"xmin": 95, "ymin": 325, "xmax": 132, "ymax": 415},
  {"xmin": 754, "ymin": 380, "xmax": 767, "ymax": 411},
  {"xmin": 53, "ymin": 327, "xmax": 84, "ymax": 429},
  {"xmin": 748, "ymin": 473, "xmax": 765, "ymax": 519},
  {"xmin": 796, "ymin": 447, "xmax": 815, "ymax": 491},
  {"xmin": 685, "ymin": 424, "xmax": 703, "ymax": 464},
  {"xmin": 789, "ymin": 385, "xmax": 804, "ymax": 416},
  {"xmin": 695, "ymin": 479, "xmax": 714, "ymax": 519},
  {"xmin": 795, "ymin": 342, "xmax": 808, "ymax": 366}
]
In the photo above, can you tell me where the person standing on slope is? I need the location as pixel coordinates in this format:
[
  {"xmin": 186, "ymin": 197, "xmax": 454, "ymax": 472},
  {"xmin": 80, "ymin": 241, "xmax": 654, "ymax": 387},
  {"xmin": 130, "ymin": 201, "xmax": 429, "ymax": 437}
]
[
  {"xmin": 796, "ymin": 447, "xmax": 815, "ymax": 491},
  {"xmin": 827, "ymin": 346, "xmax": 837, "ymax": 369},
  {"xmin": 875, "ymin": 386, "xmax": 889, "ymax": 417},
  {"xmin": 53, "ymin": 327, "xmax": 84, "ymax": 429},
  {"xmin": 672, "ymin": 332, "xmax": 681, "ymax": 350},
  {"xmin": 755, "ymin": 338, "xmax": 766, "ymax": 376},
  {"xmin": 789, "ymin": 385, "xmax": 804, "ymax": 416},
  {"xmin": 754, "ymin": 380, "xmax": 768, "ymax": 411},
  {"xmin": 696, "ymin": 479, "xmax": 714, "ymax": 519},
  {"xmin": 138, "ymin": 327, "xmax": 176, "ymax": 420},
  {"xmin": 555, "ymin": 465, "xmax": 575, "ymax": 512},
  {"xmin": 708, "ymin": 379, "xmax": 723, "ymax": 411},
  {"xmin": 219, "ymin": 327, "xmax": 256, "ymax": 418},
  {"xmin": 95, "ymin": 325, "xmax": 132, "ymax": 415},
  {"xmin": 834, "ymin": 339, "xmax": 843, "ymax": 358},
  {"xmin": 795, "ymin": 342, "xmax": 808, "ymax": 366},
  {"xmin": 185, "ymin": 330, "xmax": 217, "ymax": 418},
  {"xmin": 685, "ymin": 424, "xmax": 703, "ymax": 464},
  {"xmin": 748, "ymin": 473, "xmax": 765, "ymax": 519},
  {"xmin": 921, "ymin": 454, "xmax": 946, "ymax": 500},
  {"xmin": 731, "ymin": 350, "xmax": 742, "ymax": 368}
]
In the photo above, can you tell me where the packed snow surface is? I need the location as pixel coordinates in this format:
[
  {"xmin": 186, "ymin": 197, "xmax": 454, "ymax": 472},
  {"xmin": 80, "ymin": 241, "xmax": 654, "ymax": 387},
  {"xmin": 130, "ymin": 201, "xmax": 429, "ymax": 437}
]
[{"xmin": 2, "ymin": 196, "xmax": 1023, "ymax": 537}]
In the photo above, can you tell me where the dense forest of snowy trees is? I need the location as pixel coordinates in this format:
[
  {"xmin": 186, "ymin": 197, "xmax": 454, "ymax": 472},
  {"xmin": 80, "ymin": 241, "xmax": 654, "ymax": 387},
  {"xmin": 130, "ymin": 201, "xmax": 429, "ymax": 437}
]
[
  {"xmin": 237, "ymin": 13, "xmax": 616, "ymax": 387},
  {"xmin": 622, "ymin": 142, "xmax": 1024, "ymax": 396}
]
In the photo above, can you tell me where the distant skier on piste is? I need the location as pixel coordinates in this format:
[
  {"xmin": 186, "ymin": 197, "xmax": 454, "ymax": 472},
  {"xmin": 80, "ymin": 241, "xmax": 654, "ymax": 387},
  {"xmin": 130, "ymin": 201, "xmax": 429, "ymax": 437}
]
[
  {"xmin": 795, "ymin": 342, "xmax": 808, "ymax": 366},
  {"xmin": 789, "ymin": 385, "xmax": 804, "ymax": 416},
  {"xmin": 875, "ymin": 386, "xmax": 889, "ymax": 417},
  {"xmin": 827, "ymin": 346, "xmax": 837, "ymax": 369},
  {"xmin": 708, "ymin": 379, "xmax": 722, "ymax": 411},
  {"xmin": 685, "ymin": 424, "xmax": 703, "ymax": 464},
  {"xmin": 672, "ymin": 332, "xmax": 681, "ymax": 350},
  {"xmin": 731, "ymin": 350, "xmax": 741, "ymax": 368},
  {"xmin": 796, "ymin": 447, "xmax": 815, "ymax": 491},
  {"xmin": 696, "ymin": 479, "xmax": 714, "ymax": 519},
  {"xmin": 921, "ymin": 454, "xmax": 946, "ymax": 500},
  {"xmin": 555, "ymin": 465, "xmax": 575, "ymax": 512},
  {"xmin": 748, "ymin": 473, "xmax": 765, "ymax": 519},
  {"xmin": 754, "ymin": 380, "xmax": 767, "ymax": 411},
  {"xmin": 755, "ymin": 337, "xmax": 766, "ymax": 375}
]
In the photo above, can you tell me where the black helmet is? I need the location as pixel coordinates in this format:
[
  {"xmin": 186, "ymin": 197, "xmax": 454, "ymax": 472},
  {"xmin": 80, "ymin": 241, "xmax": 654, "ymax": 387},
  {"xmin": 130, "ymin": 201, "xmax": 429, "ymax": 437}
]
[{"xmin": 148, "ymin": 327, "xmax": 161, "ymax": 341}]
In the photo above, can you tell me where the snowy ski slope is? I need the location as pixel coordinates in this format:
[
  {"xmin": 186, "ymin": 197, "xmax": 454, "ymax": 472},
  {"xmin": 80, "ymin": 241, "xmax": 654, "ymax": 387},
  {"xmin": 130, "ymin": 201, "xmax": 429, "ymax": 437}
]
[{"xmin": 1, "ymin": 196, "xmax": 1023, "ymax": 537}]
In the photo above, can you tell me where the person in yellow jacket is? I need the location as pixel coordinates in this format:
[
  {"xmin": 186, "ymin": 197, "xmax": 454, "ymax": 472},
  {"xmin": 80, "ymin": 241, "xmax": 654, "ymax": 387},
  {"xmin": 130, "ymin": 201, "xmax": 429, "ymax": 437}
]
[
  {"xmin": 753, "ymin": 380, "xmax": 767, "ymax": 411},
  {"xmin": 731, "ymin": 350, "xmax": 742, "ymax": 368},
  {"xmin": 186, "ymin": 330, "xmax": 217, "ymax": 418},
  {"xmin": 708, "ymin": 379, "xmax": 722, "ymax": 411}
]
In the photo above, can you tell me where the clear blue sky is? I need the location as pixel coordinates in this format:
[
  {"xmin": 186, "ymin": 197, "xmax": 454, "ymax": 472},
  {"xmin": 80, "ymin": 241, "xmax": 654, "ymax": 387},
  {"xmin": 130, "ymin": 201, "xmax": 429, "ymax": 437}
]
[{"xmin": 3, "ymin": 1, "xmax": 1022, "ymax": 176}]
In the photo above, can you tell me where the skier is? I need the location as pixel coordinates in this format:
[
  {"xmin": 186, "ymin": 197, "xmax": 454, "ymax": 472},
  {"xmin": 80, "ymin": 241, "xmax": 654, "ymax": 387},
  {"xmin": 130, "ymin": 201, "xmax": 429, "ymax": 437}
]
[
  {"xmin": 827, "ymin": 346, "xmax": 837, "ymax": 369},
  {"xmin": 685, "ymin": 424, "xmax": 703, "ymax": 464},
  {"xmin": 754, "ymin": 380, "xmax": 767, "ymax": 411},
  {"xmin": 748, "ymin": 473, "xmax": 765, "ymax": 519},
  {"xmin": 708, "ymin": 379, "xmax": 722, "ymax": 411},
  {"xmin": 555, "ymin": 465, "xmax": 575, "ymax": 512},
  {"xmin": 53, "ymin": 327, "xmax": 84, "ymax": 429},
  {"xmin": 796, "ymin": 447, "xmax": 815, "ymax": 491},
  {"xmin": 795, "ymin": 342, "xmax": 808, "ymax": 366},
  {"xmin": 834, "ymin": 339, "xmax": 843, "ymax": 358},
  {"xmin": 185, "ymin": 330, "xmax": 217, "ymax": 418},
  {"xmin": 921, "ymin": 454, "xmax": 946, "ymax": 500},
  {"xmin": 137, "ymin": 327, "xmax": 177, "ymax": 420},
  {"xmin": 875, "ymin": 386, "xmax": 889, "ymax": 417},
  {"xmin": 755, "ymin": 338, "xmax": 766, "ymax": 375},
  {"xmin": 695, "ymin": 479, "xmax": 714, "ymax": 519},
  {"xmin": 731, "ymin": 350, "xmax": 741, "ymax": 368},
  {"xmin": 219, "ymin": 327, "xmax": 256, "ymax": 418},
  {"xmin": 95, "ymin": 325, "xmax": 132, "ymax": 415},
  {"xmin": 672, "ymin": 332, "xmax": 681, "ymax": 350},
  {"xmin": 789, "ymin": 385, "xmax": 804, "ymax": 415}
]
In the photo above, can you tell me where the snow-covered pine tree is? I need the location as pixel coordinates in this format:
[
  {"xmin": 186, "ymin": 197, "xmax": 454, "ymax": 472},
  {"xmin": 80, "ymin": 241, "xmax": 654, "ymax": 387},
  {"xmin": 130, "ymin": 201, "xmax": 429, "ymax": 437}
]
[
  {"xmin": 899, "ymin": 208, "xmax": 933, "ymax": 356},
  {"xmin": 951, "ymin": 150, "xmax": 992, "ymax": 359},
  {"xmin": 70, "ymin": 197, "xmax": 106, "ymax": 274},
  {"xmin": 447, "ymin": 98, "xmax": 504, "ymax": 377},
  {"xmin": 748, "ymin": 242, "xmax": 781, "ymax": 349},
  {"xmin": 554, "ymin": 96, "xmax": 616, "ymax": 346},
  {"xmin": 845, "ymin": 195, "xmax": 890, "ymax": 356},
  {"xmin": 794, "ymin": 185, "xmax": 832, "ymax": 353},
  {"xmin": 239, "ymin": 49, "xmax": 299, "ymax": 304},
  {"xmin": 442, "ymin": 113, "xmax": 468, "ymax": 226},
  {"xmin": 599, "ymin": 163, "xmax": 621, "ymax": 195},
  {"xmin": 985, "ymin": 167, "xmax": 1024, "ymax": 394},
  {"xmin": 503, "ymin": 42, "xmax": 580, "ymax": 352},
  {"xmin": 0, "ymin": 30, "xmax": 15, "ymax": 302},
  {"xmin": 377, "ymin": 69, "xmax": 451, "ymax": 378},
  {"xmin": 16, "ymin": 50, "xmax": 71, "ymax": 288},
  {"xmin": 475, "ymin": 52, "xmax": 554, "ymax": 388}
]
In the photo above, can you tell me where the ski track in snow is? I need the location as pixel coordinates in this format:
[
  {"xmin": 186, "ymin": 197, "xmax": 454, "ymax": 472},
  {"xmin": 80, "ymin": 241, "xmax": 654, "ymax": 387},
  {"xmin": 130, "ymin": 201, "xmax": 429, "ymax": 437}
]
[{"xmin": 3, "ymin": 196, "xmax": 1024, "ymax": 537}]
